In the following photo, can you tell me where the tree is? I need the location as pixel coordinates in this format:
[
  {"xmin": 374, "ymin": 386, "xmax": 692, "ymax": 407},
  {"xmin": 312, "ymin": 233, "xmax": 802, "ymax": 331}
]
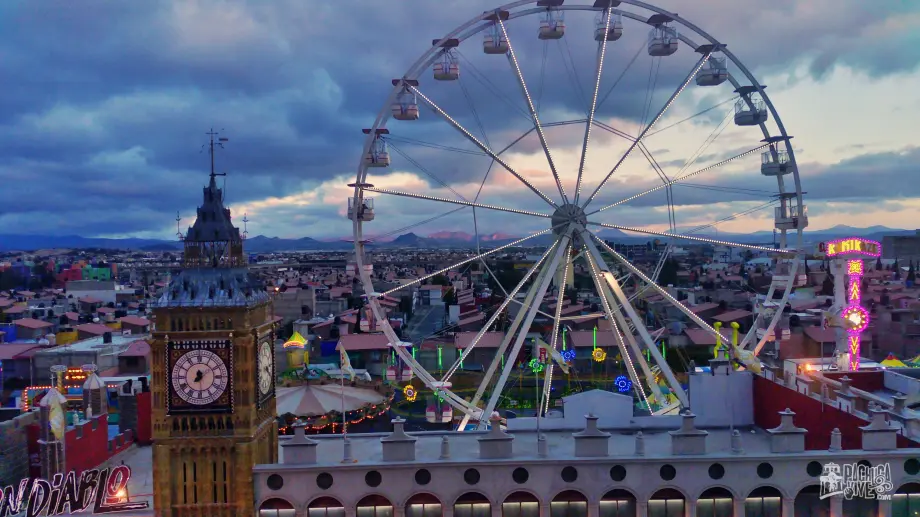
[
  {"xmin": 876, "ymin": 256, "xmax": 883, "ymax": 271},
  {"xmin": 821, "ymin": 274, "xmax": 834, "ymax": 296},
  {"xmin": 399, "ymin": 296, "xmax": 413, "ymax": 319},
  {"xmin": 564, "ymin": 286, "xmax": 578, "ymax": 305},
  {"xmin": 657, "ymin": 258, "xmax": 680, "ymax": 287},
  {"xmin": 908, "ymin": 260, "xmax": 916, "ymax": 283},
  {"xmin": 430, "ymin": 274, "xmax": 450, "ymax": 286},
  {"xmin": 442, "ymin": 287, "xmax": 458, "ymax": 306},
  {"xmin": 742, "ymin": 250, "xmax": 754, "ymax": 262},
  {"xmin": 894, "ymin": 258, "xmax": 901, "ymax": 280}
]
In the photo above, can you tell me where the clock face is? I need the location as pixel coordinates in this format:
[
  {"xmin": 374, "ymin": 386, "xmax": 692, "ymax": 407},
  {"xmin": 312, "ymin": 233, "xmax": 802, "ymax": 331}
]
[
  {"xmin": 258, "ymin": 340, "xmax": 273, "ymax": 397},
  {"xmin": 167, "ymin": 340, "xmax": 233, "ymax": 414},
  {"xmin": 171, "ymin": 350, "xmax": 229, "ymax": 405}
]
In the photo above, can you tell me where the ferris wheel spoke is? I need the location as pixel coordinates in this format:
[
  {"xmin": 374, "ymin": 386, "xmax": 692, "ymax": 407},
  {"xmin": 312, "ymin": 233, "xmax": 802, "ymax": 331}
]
[
  {"xmin": 582, "ymin": 239, "xmax": 655, "ymax": 410},
  {"xmin": 581, "ymin": 51, "xmax": 714, "ymax": 209},
  {"xmin": 591, "ymin": 235, "xmax": 722, "ymax": 341},
  {"xmin": 574, "ymin": 4, "xmax": 615, "ymax": 205},
  {"xmin": 497, "ymin": 17, "xmax": 568, "ymax": 205},
  {"xmin": 364, "ymin": 187, "xmax": 552, "ymax": 219},
  {"xmin": 584, "ymin": 221, "xmax": 791, "ymax": 254},
  {"xmin": 586, "ymin": 143, "xmax": 772, "ymax": 216},
  {"xmin": 409, "ymin": 86, "xmax": 559, "ymax": 209},
  {"xmin": 477, "ymin": 233, "xmax": 572, "ymax": 430},
  {"xmin": 443, "ymin": 238, "xmax": 561, "ymax": 384},
  {"xmin": 379, "ymin": 227, "xmax": 557, "ymax": 298},
  {"xmin": 583, "ymin": 235, "xmax": 688, "ymax": 408}
]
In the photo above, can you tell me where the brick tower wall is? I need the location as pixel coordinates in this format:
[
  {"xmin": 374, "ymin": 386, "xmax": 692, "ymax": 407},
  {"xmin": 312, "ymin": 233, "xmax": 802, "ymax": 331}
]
[{"xmin": 0, "ymin": 412, "xmax": 37, "ymax": 487}]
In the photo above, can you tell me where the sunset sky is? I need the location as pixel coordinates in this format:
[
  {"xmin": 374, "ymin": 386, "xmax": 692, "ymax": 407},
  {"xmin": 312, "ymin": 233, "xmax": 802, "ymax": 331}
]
[{"xmin": 1, "ymin": 0, "xmax": 917, "ymax": 241}]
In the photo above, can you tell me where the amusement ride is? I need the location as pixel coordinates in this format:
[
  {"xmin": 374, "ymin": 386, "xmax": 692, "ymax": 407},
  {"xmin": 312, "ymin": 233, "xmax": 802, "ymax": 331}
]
[{"xmin": 348, "ymin": 0, "xmax": 806, "ymax": 429}]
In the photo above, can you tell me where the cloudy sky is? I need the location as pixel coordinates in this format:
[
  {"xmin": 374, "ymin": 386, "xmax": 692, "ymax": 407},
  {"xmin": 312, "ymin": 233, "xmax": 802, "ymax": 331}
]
[{"xmin": 1, "ymin": 0, "xmax": 918, "ymax": 242}]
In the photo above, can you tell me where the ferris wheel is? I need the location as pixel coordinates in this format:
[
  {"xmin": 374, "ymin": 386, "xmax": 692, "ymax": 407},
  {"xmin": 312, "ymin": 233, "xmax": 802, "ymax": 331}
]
[{"xmin": 350, "ymin": 0, "xmax": 806, "ymax": 427}]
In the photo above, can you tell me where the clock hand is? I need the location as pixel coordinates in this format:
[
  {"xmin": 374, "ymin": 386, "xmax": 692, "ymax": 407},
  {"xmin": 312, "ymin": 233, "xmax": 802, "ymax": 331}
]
[{"xmin": 194, "ymin": 369, "xmax": 204, "ymax": 383}]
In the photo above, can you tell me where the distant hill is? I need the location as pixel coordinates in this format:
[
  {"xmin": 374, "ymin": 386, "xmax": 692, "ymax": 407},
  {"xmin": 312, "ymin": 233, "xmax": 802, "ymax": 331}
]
[{"xmin": 1, "ymin": 226, "xmax": 913, "ymax": 252}]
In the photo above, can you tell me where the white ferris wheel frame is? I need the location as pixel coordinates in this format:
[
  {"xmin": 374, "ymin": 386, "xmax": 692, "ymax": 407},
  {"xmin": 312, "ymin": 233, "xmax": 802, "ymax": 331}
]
[{"xmin": 350, "ymin": 0, "xmax": 806, "ymax": 428}]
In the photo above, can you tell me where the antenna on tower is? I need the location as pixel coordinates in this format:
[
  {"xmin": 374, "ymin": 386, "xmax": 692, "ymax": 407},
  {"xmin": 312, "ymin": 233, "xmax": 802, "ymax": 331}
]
[
  {"xmin": 176, "ymin": 212, "xmax": 185, "ymax": 241},
  {"xmin": 242, "ymin": 213, "xmax": 250, "ymax": 240},
  {"xmin": 202, "ymin": 128, "xmax": 229, "ymax": 183}
]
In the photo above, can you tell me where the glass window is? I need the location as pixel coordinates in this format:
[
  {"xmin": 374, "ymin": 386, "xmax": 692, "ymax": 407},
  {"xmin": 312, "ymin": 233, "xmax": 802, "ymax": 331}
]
[
  {"xmin": 357, "ymin": 506, "xmax": 394, "ymax": 517},
  {"xmin": 648, "ymin": 499, "xmax": 684, "ymax": 517},
  {"xmin": 696, "ymin": 497, "xmax": 733, "ymax": 517},
  {"xmin": 455, "ymin": 503, "xmax": 491, "ymax": 517},
  {"xmin": 407, "ymin": 504, "xmax": 442, "ymax": 517},
  {"xmin": 892, "ymin": 492, "xmax": 920, "ymax": 516},
  {"xmin": 261, "ymin": 511, "xmax": 295, "ymax": 517},
  {"xmin": 309, "ymin": 508, "xmax": 345, "ymax": 517},
  {"xmin": 599, "ymin": 499, "xmax": 635, "ymax": 517},
  {"xmin": 503, "ymin": 502, "xmax": 539, "ymax": 517},
  {"xmin": 745, "ymin": 496, "xmax": 781, "ymax": 517},
  {"xmin": 551, "ymin": 501, "xmax": 586, "ymax": 517}
]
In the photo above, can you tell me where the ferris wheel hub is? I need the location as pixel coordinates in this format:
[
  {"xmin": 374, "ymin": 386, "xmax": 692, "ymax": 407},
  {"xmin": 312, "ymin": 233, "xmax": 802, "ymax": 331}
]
[{"xmin": 551, "ymin": 203, "xmax": 588, "ymax": 245}]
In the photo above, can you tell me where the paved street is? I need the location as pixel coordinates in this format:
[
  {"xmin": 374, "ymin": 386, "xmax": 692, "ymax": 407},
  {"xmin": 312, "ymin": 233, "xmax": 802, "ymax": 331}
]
[
  {"xmin": 100, "ymin": 445, "xmax": 155, "ymax": 516},
  {"xmin": 405, "ymin": 304, "xmax": 445, "ymax": 342}
]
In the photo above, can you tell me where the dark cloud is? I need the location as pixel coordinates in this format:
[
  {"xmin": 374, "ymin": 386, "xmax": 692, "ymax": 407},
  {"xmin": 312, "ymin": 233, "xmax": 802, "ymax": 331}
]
[{"xmin": 0, "ymin": 0, "xmax": 914, "ymax": 237}]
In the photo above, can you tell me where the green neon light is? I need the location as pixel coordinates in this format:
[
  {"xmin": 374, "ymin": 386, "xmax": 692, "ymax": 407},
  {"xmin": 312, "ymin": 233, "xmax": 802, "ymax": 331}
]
[
  {"xmin": 593, "ymin": 326, "xmax": 597, "ymax": 350},
  {"xmin": 438, "ymin": 345, "xmax": 443, "ymax": 370},
  {"xmin": 661, "ymin": 341, "xmax": 666, "ymax": 360},
  {"xmin": 412, "ymin": 346, "xmax": 417, "ymax": 359}
]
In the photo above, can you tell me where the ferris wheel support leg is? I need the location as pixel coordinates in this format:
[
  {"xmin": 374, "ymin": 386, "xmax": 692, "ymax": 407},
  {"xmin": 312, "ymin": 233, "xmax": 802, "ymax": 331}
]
[
  {"xmin": 583, "ymin": 244, "xmax": 661, "ymax": 408},
  {"xmin": 541, "ymin": 242, "xmax": 573, "ymax": 415},
  {"xmin": 583, "ymin": 236, "xmax": 689, "ymax": 408},
  {"xmin": 476, "ymin": 233, "xmax": 572, "ymax": 431},
  {"xmin": 457, "ymin": 240, "xmax": 563, "ymax": 430},
  {"xmin": 443, "ymin": 241, "xmax": 560, "ymax": 384},
  {"xmin": 593, "ymin": 237, "xmax": 722, "ymax": 341}
]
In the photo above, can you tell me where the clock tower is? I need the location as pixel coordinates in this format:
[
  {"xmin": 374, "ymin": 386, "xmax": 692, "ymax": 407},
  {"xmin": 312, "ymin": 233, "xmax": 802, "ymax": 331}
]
[{"xmin": 150, "ymin": 131, "xmax": 278, "ymax": 517}]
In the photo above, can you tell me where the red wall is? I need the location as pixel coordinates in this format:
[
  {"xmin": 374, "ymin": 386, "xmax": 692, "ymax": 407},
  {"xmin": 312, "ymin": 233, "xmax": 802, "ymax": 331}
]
[
  {"xmin": 135, "ymin": 391, "xmax": 152, "ymax": 445},
  {"xmin": 753, "ymin": 376, "xmax": 917, "ymax": 450},
  {"xmin": 824, "ymin": 371, "xmax": 885, "ymax": 392},
  {"xmin": 65, "ymin": 414, "xmax": 111, "ymax": 473}
]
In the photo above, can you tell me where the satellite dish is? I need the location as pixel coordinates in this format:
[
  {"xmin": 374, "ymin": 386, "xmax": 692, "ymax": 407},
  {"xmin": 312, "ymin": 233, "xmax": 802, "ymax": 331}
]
[{"xmin": 92, "ymin": 317, "xmax": 100, "ymax": 323}]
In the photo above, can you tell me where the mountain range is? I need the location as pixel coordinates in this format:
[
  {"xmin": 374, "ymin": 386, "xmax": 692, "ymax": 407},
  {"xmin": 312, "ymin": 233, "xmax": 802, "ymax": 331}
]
[{"xmin": 0, "ymin": 225, "xmax": 912, "ymax": 252}]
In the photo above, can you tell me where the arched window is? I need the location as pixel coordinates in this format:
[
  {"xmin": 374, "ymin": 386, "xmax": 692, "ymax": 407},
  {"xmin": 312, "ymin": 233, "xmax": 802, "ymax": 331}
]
[
  {"xmin": 455, "ymin": 492, "xmax": 490, "ymax": 517},
  {"xmin": 503, "ymin": 491, "xmax": 539, "ymax": 517},
  {"xmin": 599, "ymin": 489, "xmax": 636, "ymax": 517},
  {"xmin": 407, "ymin": 493, "xmax": 442, "ymax": 517},
  {"xmin": 745, "ymin": 486, "xmax": 781, "ymax": 517},
  {"xmin": 893, "ymin": 482, "xmax": 920, "ymax": 516},
  {"xmin": 794, "ymin": 486, "xmax": 829, "ymax": 517},
  {"xmin": 697, "ymin": 487, "xmax": 733, "ymax": 517},
  {"xmin": 649, "ymin": 488, "xmax": 685, "ymax": 517},
  {"xmin": 259, "ymin": 498, "xmax": 295, "ymax": 517},
  {"xmin": 550, "ymin": 490, "xmax": 587, "ymax": 517},
  {"xmin": 308, "ymin": 497, "xmax": 345, "ymax": 517},
  {"xmin": 357, "ymin": 495, "xmax": 394, "ymax": 517}
]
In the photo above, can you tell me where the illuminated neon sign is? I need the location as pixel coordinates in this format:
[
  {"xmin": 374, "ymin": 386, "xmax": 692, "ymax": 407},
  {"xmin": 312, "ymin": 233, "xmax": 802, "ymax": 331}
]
[
  {"xmin": 845, "ymin": 258, "xmax": 868, "ymax": 370},
  {"xmin": 0, "ymin": 465, "xmax": 148, "ymax": 516},
  {"xmin": 818, "ymin": 238, "xmax": 881, "ymax": 258}
]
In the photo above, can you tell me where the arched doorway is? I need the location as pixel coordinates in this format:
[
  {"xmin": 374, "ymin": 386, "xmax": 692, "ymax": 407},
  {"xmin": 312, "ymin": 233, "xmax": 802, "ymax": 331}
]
[
  {"xmin": 794, "ymin": 486, "xmax": 829, "ymax": 517},
  {"xmin": 894, "ymin": 482, "xmax": 920, "ymax": 515},
  {"xmin": 550, "ymin": 490, "xmax": 587, "ymax": 517},
  {"xmin": 696, "ymin": 487, "xmax": 733, "ymax": 517},
  {"xmin": 308, "ymin": 496, "xmax": 345, "ymax": 517},
  {"xmin": 407, "ymin": 493, "xmax": 442, "ymax": 517},
  {"xmin": 260, "ymin": 498, "xmax": 295, "ymax": 517},
  {"xmin": 599, "ymin": 489, "xmax": 636, "ymax": 517},
  {"xmin": 455, "ymin": 492, "xmax": 491, "ymax": 517},
  {"xmin": 648, "ymin": 488, "xmax": 685, "ymax": 517},
  {"xmin": 744, "ymin": 486, "xmax": 782, "ymax": 517},
  {"xmin": 357, "ymin": 495, "xmax": 394, "ymax": 517},
  {"xmin": 842, "ymin": 496, "xmax": 877, "ymax": 516},
  {"xmin": 503, "ymin": 491, "xmax": 539, "ymax": 517}
]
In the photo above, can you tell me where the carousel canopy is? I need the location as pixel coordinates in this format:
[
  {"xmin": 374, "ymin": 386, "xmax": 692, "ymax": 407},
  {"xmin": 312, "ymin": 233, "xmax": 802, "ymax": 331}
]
[
  {"xmin": 276, "ymin": 384, "xmax": 385, "ymax": 417},
  {"xmin": 881, "ymin": 353, "xmax": 907, "ymax": 368},
  {"xmin": 284, "ymin": 331, "xmax": 307, "ymax": 348}
]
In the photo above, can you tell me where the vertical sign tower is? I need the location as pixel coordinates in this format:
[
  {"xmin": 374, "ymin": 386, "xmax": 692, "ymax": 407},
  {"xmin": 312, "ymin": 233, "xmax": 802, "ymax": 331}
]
[{"xmin": 818, "ymin": 238, "xmax": 880, "ymax": 371}]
